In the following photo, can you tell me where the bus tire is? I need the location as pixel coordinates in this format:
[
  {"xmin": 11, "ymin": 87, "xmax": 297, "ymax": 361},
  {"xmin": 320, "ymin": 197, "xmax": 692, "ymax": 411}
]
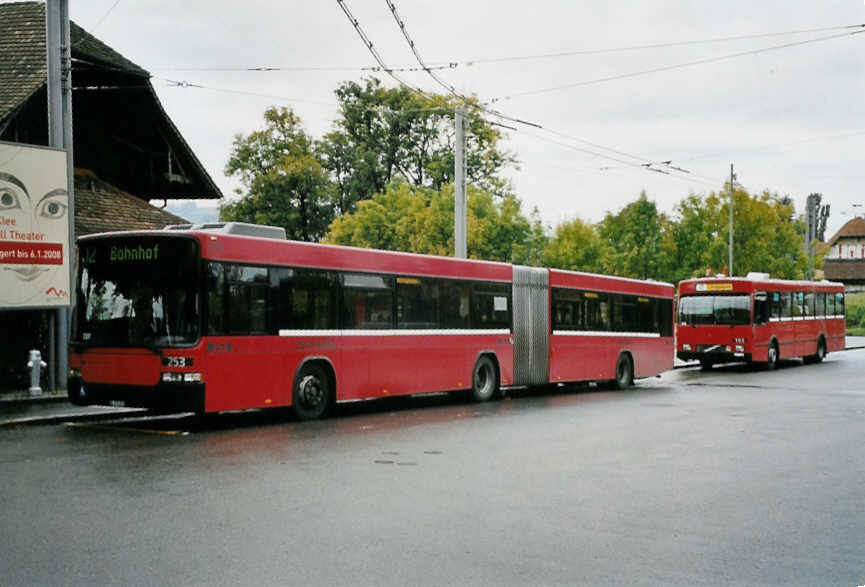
[
  {"xmin": 614, "ymin": 353, "xmax": 634, "ymax": 389},
  {"xmin": 471, "ymin": 356, "xmax": 498, "ymax": 402},
  {"xmin": 700, "ymin": 359, "xmax": 713, "ymax": 371},
  {"xmin": 766, "ymin": 341, "xmax": 779, "ymax": 371},
  {"xmin": 809, "ymin": 337, "xmax": 826, "ymax": 364},
  {"xmin": 292, "ymin": 363, "xmax": 332, "ymax": 421}
]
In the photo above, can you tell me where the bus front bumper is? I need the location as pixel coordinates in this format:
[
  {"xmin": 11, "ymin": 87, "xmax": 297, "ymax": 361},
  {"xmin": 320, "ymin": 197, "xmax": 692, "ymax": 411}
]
[
  {"xmin": 67, "ymin": 377, "xmax": 205, "ymax": 414},
  {"xmin": 677, "ymin": 351, "xmax": 751, "ymax": 364}
]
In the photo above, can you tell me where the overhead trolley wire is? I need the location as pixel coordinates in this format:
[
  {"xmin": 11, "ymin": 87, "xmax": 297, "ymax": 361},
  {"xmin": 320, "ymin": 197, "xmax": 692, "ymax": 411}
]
[
  {"xmin": 345, "ymin": 0, "xmax": 726, "ymax": 189},
  {"xmin": 489, "ymin": 27, "xmax": 865, "ymax": 102},
  {"xmin": 466, "ymin": 23, "xmax": 865, "ymax": 64},
  {"xmin": 148, "ymin": 23, "xmax": 863, "ymax": 74},
  {"xmin": 335, "ymin": 0, "xmax": 430, "ymax": 99}
]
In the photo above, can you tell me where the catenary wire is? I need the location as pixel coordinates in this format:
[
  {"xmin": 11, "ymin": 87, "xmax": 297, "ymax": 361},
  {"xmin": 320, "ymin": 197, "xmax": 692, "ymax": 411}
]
[
  {"xmin": 348, "ymin": 0, "xmax": 729, "ymax": 188},
  {"xmin": 146, "ymin": 24, "xmax": 863, "ymax": 73},
  {"xmin": 489, "ymin": 28, "xmax": 865, "ymax": 102}
]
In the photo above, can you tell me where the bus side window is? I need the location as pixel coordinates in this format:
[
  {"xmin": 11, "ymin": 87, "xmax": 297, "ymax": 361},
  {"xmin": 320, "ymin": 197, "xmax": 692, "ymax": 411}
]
[
  {"xmin": 754, "ymin": 292, "xmax": 768, "ymax": 325},
  {"xmin": 440, "ymin": 280, "xmax": 470, "ymax": 329},
  {"xmin": 803, "ymin": 292, "xmax": 815, "ymax": 317},
  {"xmin": 396, "ymin": 277, "xmax": 439, "ymax": 329},
  {"xmin": 816, "ymin": 292, "xmax": 826, "ymax": 317},
  {"xmin": 271, "ymin": 268, "xmax": 337, "ymax": 330},
  {"xmin": 658, "ymin": 299, "xmax": 673, "ymax": 337},
  {"xmin": 584, "ymin": 291, "xmax": 611, "ymax": 332},
  {"xmin": 471, "ymin": 283, "xmax": 511, "ymax": 329},
  {"xmin": 205, "ymin": 262, "xmax": 226, "ymax": 335},
  {"xmin": 551, "ymin": 288, "xmax": 583, "ymax": 331},
  {"xmin": 341, "ymin": 273, "xmax": 394, "ymax": 330},
  {"xmin": 835, "ymin": 292, "xmax": 845, "ymax": 317}
]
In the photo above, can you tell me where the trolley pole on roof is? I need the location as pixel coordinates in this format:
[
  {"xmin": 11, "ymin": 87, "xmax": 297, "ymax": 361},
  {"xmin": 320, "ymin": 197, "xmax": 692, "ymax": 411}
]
[
  {"xmin": 728, "ymin": 163, "xmax": 735, "ymax": 277},
  {"xmin": 454, "ymin": 107, "xmax": 467, "ymax": 258},
  {"xmin": 46, "ymin": 0, "xmax": 74, "ymax": 392}
]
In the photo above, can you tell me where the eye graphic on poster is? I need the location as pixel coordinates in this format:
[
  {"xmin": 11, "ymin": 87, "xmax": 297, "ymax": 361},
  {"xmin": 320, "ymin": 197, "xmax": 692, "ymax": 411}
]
[{"xmin": 0, "ymin": 142, "xmax": 70, "ymax": 308}]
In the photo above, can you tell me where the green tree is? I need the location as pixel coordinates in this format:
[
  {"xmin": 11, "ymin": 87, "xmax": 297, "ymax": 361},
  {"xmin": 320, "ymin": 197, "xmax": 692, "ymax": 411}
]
[
  {"xmin": 542, "ymin": 217, "xmax": 605, "ymax": 273},
  {"xmin": 598, "ymin": 192, "xmax": 669, "ymax": 279},
  {"xmin": 324, "ymin": 180, "xmax": 537, "ymax": 263},
  {"xmin": 666, "ymin": 192, "xmax": 722, "ymax": 282},
  {"xmin": 316, "ymin": 78, "xmax": 517, "ymax": 215},
  {"xmin": 665, "ymin": 187, "xmax": 807, "ymax": 280},
  {"xmin": 221, "ymin": 107, "xmax": 334, "ymax": 241}
]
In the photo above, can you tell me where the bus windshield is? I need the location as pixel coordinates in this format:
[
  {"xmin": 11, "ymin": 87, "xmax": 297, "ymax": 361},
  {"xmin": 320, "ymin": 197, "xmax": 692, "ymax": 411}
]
[
  {"xmin": 678, "ymin": 294, "xmax": 751, "ymax": 326},
  {"xmin": 73, "ymin": 236, "xmax": 200, "ymax": 347}
]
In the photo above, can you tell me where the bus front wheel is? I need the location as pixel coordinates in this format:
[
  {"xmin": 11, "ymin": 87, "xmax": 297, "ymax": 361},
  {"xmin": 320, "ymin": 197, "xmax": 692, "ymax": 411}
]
[{"xmin": 292, "ymin": 363, "xmax": 332, "ymax": 420}]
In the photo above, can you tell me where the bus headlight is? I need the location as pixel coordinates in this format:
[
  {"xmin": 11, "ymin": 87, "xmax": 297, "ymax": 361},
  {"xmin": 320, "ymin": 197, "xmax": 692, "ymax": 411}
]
[
  {"xmin": 682, "ymin": 344, "xmax": 692, "ymax": 351},
  {"xmin": 734, "ymin": 344, "xmax": 744, "ymax": 353}
]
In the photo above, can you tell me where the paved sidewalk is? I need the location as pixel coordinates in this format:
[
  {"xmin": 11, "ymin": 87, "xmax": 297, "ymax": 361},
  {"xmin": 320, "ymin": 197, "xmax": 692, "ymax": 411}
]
[{"xmin": 0, "ymin": 391, "xmax": 143, "ymax": 427}]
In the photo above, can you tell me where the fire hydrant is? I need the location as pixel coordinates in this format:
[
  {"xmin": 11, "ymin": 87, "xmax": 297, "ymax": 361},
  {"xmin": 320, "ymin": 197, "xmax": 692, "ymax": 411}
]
[{"xmin": 27, "ymin": 350, "xmax": 47, "ymax": 395}]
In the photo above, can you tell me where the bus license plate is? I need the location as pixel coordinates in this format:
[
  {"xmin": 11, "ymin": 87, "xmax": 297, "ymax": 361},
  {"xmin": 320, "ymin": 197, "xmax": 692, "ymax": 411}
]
[{"xmin": 109, "ymin": 400, "xmax": 126, "ymax": 407}]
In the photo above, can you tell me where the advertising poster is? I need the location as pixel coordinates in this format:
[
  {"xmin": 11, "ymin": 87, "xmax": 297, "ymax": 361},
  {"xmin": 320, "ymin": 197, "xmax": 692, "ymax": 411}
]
[{"xmin": 0, "ymin": 141, "xmax": 70, "ymax": 309}]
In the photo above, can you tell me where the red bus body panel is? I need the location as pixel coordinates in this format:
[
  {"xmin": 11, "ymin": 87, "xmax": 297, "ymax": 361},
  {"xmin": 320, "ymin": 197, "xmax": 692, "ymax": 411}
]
[
  {"xmin": 676, "ymin": 277, "xmax": 845, "ymax": 365},
  {"xmin": 548, "ymin": 270, "xmax": 674, "ymax": 382}
]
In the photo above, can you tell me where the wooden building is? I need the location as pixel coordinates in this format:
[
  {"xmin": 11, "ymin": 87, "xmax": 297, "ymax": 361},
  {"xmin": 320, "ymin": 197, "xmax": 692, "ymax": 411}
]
[{"xmin": 0, "ymin": 1, "xmax": 222, "ymax": 391}]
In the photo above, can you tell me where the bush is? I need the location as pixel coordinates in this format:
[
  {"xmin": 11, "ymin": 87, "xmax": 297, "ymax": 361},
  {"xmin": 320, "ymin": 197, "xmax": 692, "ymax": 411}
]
[{"xmin": 846, "ymin": 292, "xmax": 865, "ymax": 329}]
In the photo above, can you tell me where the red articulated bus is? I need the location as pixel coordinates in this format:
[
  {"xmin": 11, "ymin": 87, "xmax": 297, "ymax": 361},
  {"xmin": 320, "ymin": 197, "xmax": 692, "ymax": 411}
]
[
  {"xmin": 676, "ymin": 274, "xmax": 846, "ymax": 370},
  {"xmin": 68, "ymin": 222, "xmax": 674, "ymax": 419}
]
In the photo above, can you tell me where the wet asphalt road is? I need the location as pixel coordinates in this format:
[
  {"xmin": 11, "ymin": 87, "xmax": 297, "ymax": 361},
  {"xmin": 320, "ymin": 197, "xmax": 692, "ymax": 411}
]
[{"xmin": 2, "ymin": 351, "xmax": 864, "ymax": 586}]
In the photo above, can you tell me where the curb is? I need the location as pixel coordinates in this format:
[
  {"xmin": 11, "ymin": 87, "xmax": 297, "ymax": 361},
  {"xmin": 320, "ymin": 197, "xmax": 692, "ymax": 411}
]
[
  {"xmin": 0, "ymin": 393, "xmax": 69, "ymax": 406},
  {"xmin": 0, "ymin": 408, "xmax": 144, "ymax": 428}
]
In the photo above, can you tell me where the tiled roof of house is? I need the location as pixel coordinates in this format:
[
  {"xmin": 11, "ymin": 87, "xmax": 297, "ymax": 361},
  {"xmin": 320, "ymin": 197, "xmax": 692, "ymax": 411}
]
[
  {"xmin": 0, "ymin": 2, "xmax": 222, "ymax": 200},
  {"xmin": 826, "ymin": 217, "xmax": 865, "ymax": 247},
  {"xmin": 0, "ymin": 2, "xmax": 50, "ymax": 122},
  {"xmin": 74, "ymin": 170, "xmax": 188, "ymax": 237},
  {"xmin": 0, "ymin": 2, "xmax": 147, "ymax": 123}
]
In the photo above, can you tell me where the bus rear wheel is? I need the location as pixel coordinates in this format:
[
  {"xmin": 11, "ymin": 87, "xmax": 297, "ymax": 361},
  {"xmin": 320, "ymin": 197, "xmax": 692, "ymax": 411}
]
[
  {"xmin": 614, "ymin": 354, "xmax": 634, "ymax": 389},
  {"xmin": 766, "ymin": 341, "xmax": 779, "ymax": 370},
  {"xmin": 805, "ymin": 337, "xmax": 826, "ymax": 364},
  {"xmin": 471, "ymin": 356, "xmax": 498, "ymax": 402},
  {"xmin": 292, "ymin": 363, "xmax": 332, "ymax": 420}
]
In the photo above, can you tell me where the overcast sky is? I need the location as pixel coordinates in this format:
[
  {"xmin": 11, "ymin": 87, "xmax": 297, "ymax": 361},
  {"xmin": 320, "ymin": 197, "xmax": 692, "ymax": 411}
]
[{"xmin": 59, "ymin": 0, "xmax": 865, "ymax": 237}]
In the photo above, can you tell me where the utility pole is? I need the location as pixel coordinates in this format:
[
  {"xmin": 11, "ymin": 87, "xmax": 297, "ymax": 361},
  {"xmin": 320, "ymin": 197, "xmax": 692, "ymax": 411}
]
[
  {"xmin": 805, "ymin": 193, "xmax": 830, "ymax": 280},
  {"xmin": 46, "ymin": 0, "xmax": 74, "ymax": 392},
  {"xmin": 454, "ymin": 107, "xmax": 467, "ymax": 258},
  {"xmin": 728, "ymin": 163, "xmax": 735, "ymax": 277}
]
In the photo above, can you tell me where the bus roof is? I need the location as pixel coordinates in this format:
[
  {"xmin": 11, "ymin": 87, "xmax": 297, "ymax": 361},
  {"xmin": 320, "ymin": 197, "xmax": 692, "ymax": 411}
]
[
  {"xmin": 550, "ymin": 268, "xmax": 674, "ymax": 298},
  {"xmin": 80, "ymin": 228, "xmax": 514, "ymax": 283},
  {"xmin": 678, "ymin": 276, "xmax": 844, "ymax": 293},
  {"xmin": 79, "ymin": 227, "xmax": 676, "ymax": 294}
]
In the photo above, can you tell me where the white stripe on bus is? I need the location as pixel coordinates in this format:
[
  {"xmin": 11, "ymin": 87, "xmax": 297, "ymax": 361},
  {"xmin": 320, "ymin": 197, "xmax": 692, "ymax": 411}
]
[
  {"xmin": 278, "ymin": 329, "xmax": 511, "ymax": 337},
  {"xmin": 552, "ymin": 330, "xmax": 661, "ymax": 338}
]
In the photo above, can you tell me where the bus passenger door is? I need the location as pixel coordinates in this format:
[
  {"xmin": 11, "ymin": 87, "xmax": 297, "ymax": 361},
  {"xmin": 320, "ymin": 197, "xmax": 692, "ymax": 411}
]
[{"xmin": 752, "ymin": 291, "xmax": 771, "ymax": 362}]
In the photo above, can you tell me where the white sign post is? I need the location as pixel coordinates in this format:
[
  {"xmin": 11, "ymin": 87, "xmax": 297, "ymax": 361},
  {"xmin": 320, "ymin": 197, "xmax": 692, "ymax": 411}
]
[{"xmin": 0, "ymin": 141, "xmax": 71, "ymax": 309}]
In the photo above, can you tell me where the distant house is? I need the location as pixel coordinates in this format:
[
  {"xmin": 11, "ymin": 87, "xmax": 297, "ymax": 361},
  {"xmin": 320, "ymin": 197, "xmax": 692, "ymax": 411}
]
[
  {"xmin": 822, "ymin": 217, "xmax": 865, "ymax": 289},
  {"xmin": 0, "ymin": 1, "xmax": 222, "ymax": 392}
]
